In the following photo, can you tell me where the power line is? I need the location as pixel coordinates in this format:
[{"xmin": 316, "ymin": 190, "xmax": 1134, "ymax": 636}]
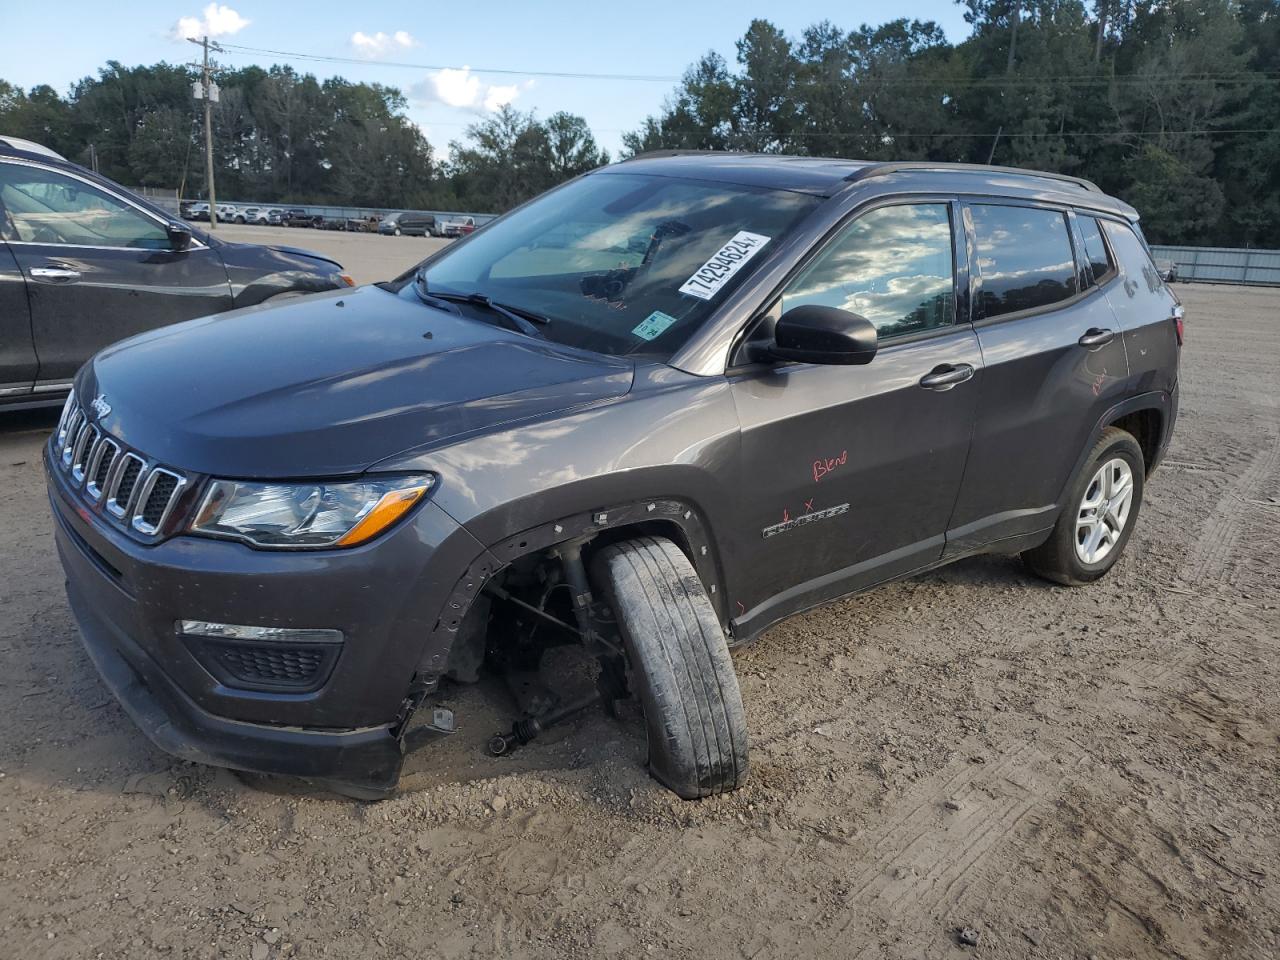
[
  {"xmin": 214, "ymin": 41, "xmax": 1280, "ymax": 89},
  {"xmin": 215, "ymin": 42, "xmax": 679, "ymax": 83}
]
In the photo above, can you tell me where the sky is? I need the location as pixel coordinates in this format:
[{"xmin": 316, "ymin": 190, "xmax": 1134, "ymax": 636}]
[{"xmin": 0, "ymin": 1, "xmax": 972, "ymax": 157}]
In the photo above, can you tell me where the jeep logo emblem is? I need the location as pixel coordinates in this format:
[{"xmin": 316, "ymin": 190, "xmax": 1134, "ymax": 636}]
[{"xmin": 90, "ymin": 394, "xmax": 111, "ymax": 419}]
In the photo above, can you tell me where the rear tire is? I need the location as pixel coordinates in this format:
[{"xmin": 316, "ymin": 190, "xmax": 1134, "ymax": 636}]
[
  {"xmin": 1022, "ymin": 426, "xmax": 1145, "ymax": 586},
  {"xmin": 591, "ymin": 536, "xmax": 748, "ymax": 799}
]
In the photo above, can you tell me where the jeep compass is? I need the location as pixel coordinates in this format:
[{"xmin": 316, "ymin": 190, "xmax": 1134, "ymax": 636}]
[{"xmin": 45, "ymin": 153, "xmax": 1181, "ymax": 799}]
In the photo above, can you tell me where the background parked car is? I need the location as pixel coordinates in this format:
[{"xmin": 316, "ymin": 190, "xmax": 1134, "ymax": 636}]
[
  {"xmin": 440, "ymin": 215, "xmax": 475, "ymax": 238},
  {"xmin": 235, "ymin": 206, "xmax": 271, "ymax": 225},
  {"xmin": 0, "ymin": 138, "xmax": 354, "ymax": 410},
  {"xmin": 185, "ymin": 201, "xmax": 210, "ymax": 221},
  {"xmin": 378, "ymin": 211, "xmax": 436, "ymax": 237},
  {"xmin": 215, "ymin": 203, "xmax": 238, "ymax": 222},
  {"xmin": 283, "ymin": 208, "xmax": 322, "ymax": 228}
]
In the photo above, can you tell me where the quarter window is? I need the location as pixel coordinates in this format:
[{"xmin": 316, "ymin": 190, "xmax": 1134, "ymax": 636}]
[
  {"xmin": 1077, "ymin": 216, "xmax": 1116, "ymax": 285},
  {"xmin": 782, "ymin": 203, "xmax": 956, "ymax": 338},
  {"xmin": 0, "ymin": 163, "xmax": 168, "ymax": 249},
  {"xmin": 970, "ymin": 204, "xmax": 1076, "ymax": 319}
]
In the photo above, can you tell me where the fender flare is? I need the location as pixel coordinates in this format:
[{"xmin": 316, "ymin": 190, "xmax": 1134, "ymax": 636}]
[{"xmin": 1056, "ymin": 390, "xmax": 1172, "ymax": 508}]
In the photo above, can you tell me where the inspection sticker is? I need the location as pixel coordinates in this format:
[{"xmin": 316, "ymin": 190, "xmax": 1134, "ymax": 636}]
[
  {"xmin": 632, "ymin": 310, "xmax": 679, "ymax": 341},
  {"xmin": 678, "ymin": 231, "xmax": 771, "ymax": 301}
]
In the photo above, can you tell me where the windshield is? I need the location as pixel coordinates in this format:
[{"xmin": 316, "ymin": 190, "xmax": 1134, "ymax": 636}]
[{"xmin": 415, "ymin": 172, "xmax": 820, "ymax": 359}]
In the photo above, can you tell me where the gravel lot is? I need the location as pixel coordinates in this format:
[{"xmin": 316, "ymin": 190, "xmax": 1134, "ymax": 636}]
[
  {"xmin": 211, "ymin": 223, "xmax": 449, "ymax": 284},
  {"xmin": 0, "ymin": 282, "xmax": 1277, "ymax": 960}
]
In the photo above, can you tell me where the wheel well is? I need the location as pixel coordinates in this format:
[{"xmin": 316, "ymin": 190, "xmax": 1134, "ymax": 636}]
[{"xmin": 1110, "ymin": 408, "xmax": 1162, "ymax": 473}]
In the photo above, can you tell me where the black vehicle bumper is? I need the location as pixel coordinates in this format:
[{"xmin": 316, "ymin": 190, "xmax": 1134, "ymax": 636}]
[
  {"xmin": 65, "ymin": 579, "xmax": 408, "ymax": 793},
  {"xmin": 46, "ymin": 448, "xmax": 487, "ymax": 794}
]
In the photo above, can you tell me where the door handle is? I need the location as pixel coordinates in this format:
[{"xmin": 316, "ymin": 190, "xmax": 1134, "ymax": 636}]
[
  {"xmin": 29, "ymin": 266, "xmax": 81, "ymax": 284},
  {"xmin": 919, "ymin": 363, "xmax": 975, "ymax": 391},
  {"xmin": 1078, "ymin": 327, "xmax": 1115, "ymax": 348}
]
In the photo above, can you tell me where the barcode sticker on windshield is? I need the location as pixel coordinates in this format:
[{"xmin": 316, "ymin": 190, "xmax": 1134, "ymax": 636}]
[{"xmin": 678, "ymin": 231, "xmax": 771, "ymax": 300}]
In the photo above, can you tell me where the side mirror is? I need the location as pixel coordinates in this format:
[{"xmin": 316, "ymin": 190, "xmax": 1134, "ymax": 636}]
[
  {"xmin": 167, "ymin": 222, "xmax": 193, "ymax": 251},
  {"xmin": 768, "ymin": 304, "xmax": 878, "ymax": 365}
]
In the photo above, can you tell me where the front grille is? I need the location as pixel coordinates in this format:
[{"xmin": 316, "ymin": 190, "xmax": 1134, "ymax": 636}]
[{"xmin": 51, "ymin": 391, "xmax": 190, "ymax": 538}]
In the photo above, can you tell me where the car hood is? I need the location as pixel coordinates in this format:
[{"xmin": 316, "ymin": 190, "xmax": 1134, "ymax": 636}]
[{"xmin": 79, "ymin": 286, "xmax": 634, "ymax": 478}]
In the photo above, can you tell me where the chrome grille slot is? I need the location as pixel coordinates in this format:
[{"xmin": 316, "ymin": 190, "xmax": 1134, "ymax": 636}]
[
  {"xmin": 85, "ymin": 438, "xmax": 119, "ymax": 501},
  {"xmin": 60, "ymin": 410, "xmax": 85, "ymax": 467},
  {"xmin": 106, "ymin": 453, "xmax": 147, "ymax": 519},
  {"xmin": 131, "ymin": 468, "xmax": 187, "ymax": 535},
  {"xmin": 55, "ymin": 393, "xmax": 77, "ymax": 451},
  {"xmin": 71, "ymin": 425, "xmax": 100, "ymax": 485}
]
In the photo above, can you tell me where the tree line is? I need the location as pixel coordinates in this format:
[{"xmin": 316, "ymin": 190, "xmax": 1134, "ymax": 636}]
[
  {"xmin": 627, "ymin": 0, "xmax": 1280, "ymax": 247},
  {"xmin": 0, "ymin": 63, "xmax": 608, "ymax": 214},
  {"xmin": 2, "ymin": 0, "xmax": 1278, "ymax": 246}
]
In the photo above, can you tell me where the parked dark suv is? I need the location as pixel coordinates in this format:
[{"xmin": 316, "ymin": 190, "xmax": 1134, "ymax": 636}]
[
  {"xmin": 1, "ymin": 139, "xmax": 354, "ymax": 409},
  {"xmin": 45, "ymin": 153, "xmax": 1181, "ymax": 800},
  {"xmin": 378, "ymin": 211, "xmax": 437, "ymax": 237}
]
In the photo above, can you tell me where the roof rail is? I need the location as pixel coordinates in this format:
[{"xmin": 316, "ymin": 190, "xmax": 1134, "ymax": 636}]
[
  {"xmin": 620, "ymin": 149, "xmax": 756, "ymax": 162},
  {"xmin": 845, "ymin": 161, "xmax": 1101, "ymax": 194}
]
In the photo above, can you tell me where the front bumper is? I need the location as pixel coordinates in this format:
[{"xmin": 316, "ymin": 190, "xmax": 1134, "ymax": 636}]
[{"xmin": 46, "ymin": 446, "xmax": 487, "ymax": 793}]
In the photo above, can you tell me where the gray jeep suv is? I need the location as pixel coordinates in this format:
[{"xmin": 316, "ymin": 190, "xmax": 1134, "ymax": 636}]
[{"xmin": 45, "ymin": 153, "xmax": 1181, "ymax": 800}]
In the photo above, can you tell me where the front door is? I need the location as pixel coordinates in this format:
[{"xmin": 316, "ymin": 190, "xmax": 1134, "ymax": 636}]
[
  {"xmin": 730, "ymin": 201, "xmax": 981, "ymax": 628},
  {"xmin": 0, "ymin": 240, "xmax": 36, "ymax": 400},
  {"xmin": 0, "ymin": 159, "xmax": 233, "ymax": 386}
]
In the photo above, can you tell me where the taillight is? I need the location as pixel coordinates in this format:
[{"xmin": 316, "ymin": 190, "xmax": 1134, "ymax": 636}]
[{"xmin": 1173, "ymin": 305, "xmax": 1185, "ymax": 346}]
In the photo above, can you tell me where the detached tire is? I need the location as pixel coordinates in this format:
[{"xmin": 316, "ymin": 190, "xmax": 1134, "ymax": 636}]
[
  {"xmin": 1022, "ymin": 426, "xmax": 1146, "ymax": 586},
  {"xmin": 592, "ymin": 536, "xmax": 748, "ymax": 799}
]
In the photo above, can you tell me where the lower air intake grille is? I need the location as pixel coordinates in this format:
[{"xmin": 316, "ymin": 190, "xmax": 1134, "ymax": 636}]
[{"xmin": 195, "ymin": 639, "xmax": 339, "ymax": 692}]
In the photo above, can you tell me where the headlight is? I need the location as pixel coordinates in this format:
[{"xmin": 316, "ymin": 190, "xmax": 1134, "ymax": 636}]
[{"xmin": 189, "ymin": 475, "xmax": 433, "ymax": 549}]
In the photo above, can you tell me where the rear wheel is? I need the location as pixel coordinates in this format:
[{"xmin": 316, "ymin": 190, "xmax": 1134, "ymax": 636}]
[
  {"xmin": 591, "ymin": 536, "xmax": 748, "ymax": 799},
  {"xmin": 1022, "ymin": 426, "xmax": 1145, "ymax": 586}
]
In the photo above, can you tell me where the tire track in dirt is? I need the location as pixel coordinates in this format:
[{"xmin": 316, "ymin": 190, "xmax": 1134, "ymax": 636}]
[
  {"xmin": 818, "ymin": 739, "xmax": 1068, "ymax": 955},
  {"xmin": 1177, "ymin": 411, "xmax": 1279, "ymax": 588}
]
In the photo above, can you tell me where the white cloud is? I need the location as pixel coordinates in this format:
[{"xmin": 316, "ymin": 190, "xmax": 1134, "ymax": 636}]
[
  {"xmin": 173, "ymin": 3, "xmax": 250, "ymax": 40},
  {"xmin": 350, "ymin": 30, "xmax": 417, "ymax": 59},
  {"xmin": 482, "ymin": 83, "xmax": 520, "ymax": 112},
  {"xmin": 411, "ymin": 66, "xmax": 525, "ymax": 112}
]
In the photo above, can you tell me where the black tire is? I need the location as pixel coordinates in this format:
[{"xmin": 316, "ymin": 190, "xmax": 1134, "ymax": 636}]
[
  {"xmin": 591, "ymin": 536, "xmax": 748, "ymax": 799},
  {"xmin": 393, "ymin": 227, "xmax": 402, "ymax": 236},
  {"xmin": 1022, "ymin": 426, "xmax": 1146, "ymax": 586}
]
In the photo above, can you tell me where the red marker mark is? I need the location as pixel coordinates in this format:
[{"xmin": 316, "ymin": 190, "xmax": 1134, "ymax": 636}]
[
  {"xmin": 737, "ymin": 601, "xmax": 746, "ymax": 616},
  {"xmin": 782, "ymin": 507, "xmax": 791, "ymax": 523},
  {"xmin": 813, "ymin": 450, "xmax": 848, "ymax": 483},
  {"xmin": 804, "ymin": 498, "xmax": 814, "ymax": 512}
]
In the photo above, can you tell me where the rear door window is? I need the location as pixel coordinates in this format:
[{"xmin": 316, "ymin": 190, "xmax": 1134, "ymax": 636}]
[
  {"xmin": 1077, "ymin": 216, "xmax": 1116, "ymax": 285},
  {"xmin": 969, "ymin": 204, "xmax": 1076, "ymax": 319}
]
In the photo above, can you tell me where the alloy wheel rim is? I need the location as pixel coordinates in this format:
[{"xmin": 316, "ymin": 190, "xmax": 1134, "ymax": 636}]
[{"xmin": 1075, "ymin": 457, "xmax": 1134, "ymax": 565}]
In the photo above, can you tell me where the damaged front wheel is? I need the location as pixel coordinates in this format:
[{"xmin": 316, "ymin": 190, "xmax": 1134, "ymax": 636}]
[{"xmin": 591, "ymin": 536, "xmax": 748, "ymax": 799}]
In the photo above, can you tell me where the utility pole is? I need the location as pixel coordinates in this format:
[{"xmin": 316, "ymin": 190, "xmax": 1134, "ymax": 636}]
[{"xmin": 188, "ymin": 36, "xmax": 220, "ymax": 229}]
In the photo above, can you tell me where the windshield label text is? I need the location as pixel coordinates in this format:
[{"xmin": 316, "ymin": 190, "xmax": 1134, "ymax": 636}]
[{"xmin": 679, "ymin": 231, "xmax": 771, "ymax": 301}]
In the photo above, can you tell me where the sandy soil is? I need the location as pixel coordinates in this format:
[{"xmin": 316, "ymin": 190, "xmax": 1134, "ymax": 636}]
[{"xmin": 1, "ymin": 283, "xmax": 1276, "ymax": 960}]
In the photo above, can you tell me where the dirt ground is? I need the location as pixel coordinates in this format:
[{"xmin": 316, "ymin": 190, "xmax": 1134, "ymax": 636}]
[{"xmin": 1, "ymin": 282, "xmax": 1277, "ymax": 960}]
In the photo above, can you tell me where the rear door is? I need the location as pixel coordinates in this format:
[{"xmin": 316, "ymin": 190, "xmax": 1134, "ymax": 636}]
[
  {"xmin": 730, "ymin": 200, "xmax": 982, "ymax": 621},
  {"xmin": 0, "ymin": 159, "xmax": 233, "ymax": 385},
  {"xmin": 0, "ymin": 240, "xmax": 36, "ymax": 400},
  {"xmin": 945, "ymin": 201, "xmax": 1130, "ymax": 554},
  {"xmin": 1095, "ymin": 218, "xmax": 1180, "ymax": 396}
]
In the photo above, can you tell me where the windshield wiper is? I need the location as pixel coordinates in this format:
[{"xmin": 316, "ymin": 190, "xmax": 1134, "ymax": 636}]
[{"xmin": 414, "ymin": 273, "xmax": 549, "ymax": 339}]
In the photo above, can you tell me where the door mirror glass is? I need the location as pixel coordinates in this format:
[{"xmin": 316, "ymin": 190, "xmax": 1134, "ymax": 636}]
[
  {"xmin": 770, "ymin": 304, "xmax": 878, "ymax": 365},
  {"xmin": 167, "ymin": 222, "xmax": 193, "ymax": 251}
]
